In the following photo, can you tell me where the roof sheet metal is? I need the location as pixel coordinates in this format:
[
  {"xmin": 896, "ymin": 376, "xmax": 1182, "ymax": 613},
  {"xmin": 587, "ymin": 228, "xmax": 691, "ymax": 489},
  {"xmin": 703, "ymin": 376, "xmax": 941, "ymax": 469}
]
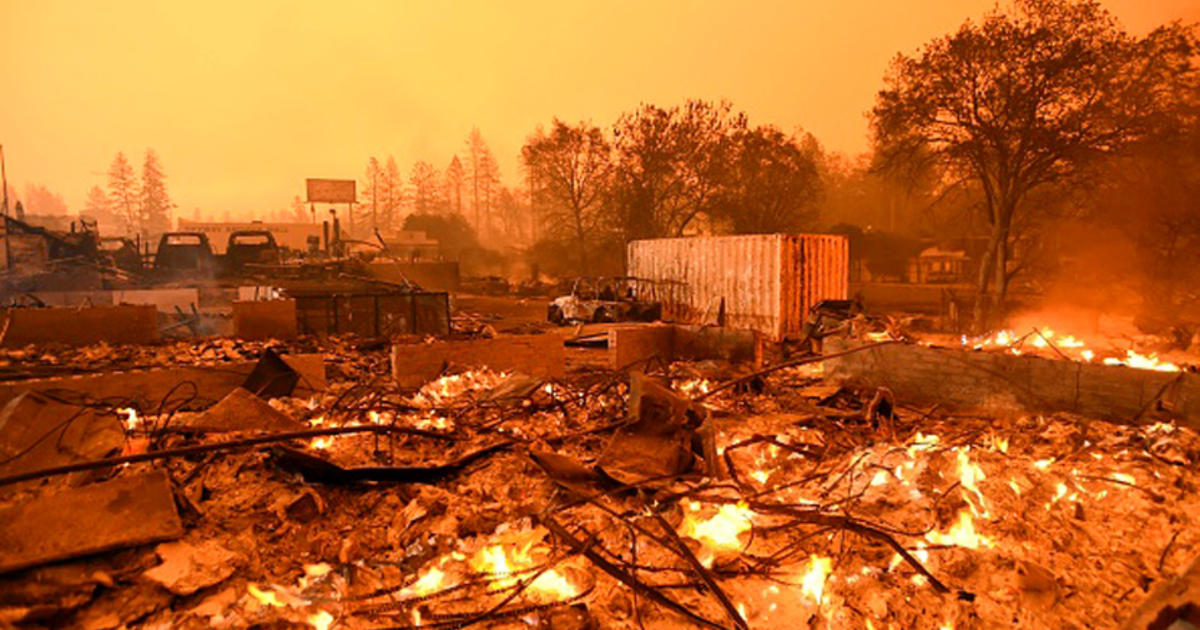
[{"xmin": 628, "ymin": 233, "xmax": 848, "ymax": 339}]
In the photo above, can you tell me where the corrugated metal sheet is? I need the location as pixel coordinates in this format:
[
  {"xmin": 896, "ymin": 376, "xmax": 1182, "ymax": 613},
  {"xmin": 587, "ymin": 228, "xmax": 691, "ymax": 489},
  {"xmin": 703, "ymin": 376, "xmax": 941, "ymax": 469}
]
[{"xmin": 628, "ymin": 234, "xmax": 848, "ymax": 339}]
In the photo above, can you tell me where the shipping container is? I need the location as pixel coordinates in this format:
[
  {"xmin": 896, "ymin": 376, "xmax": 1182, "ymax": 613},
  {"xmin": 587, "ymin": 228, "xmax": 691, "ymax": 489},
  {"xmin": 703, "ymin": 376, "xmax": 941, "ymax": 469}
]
[{"xmin": 627, "ymin": 234, "xmax": 849, "ymax": 339}]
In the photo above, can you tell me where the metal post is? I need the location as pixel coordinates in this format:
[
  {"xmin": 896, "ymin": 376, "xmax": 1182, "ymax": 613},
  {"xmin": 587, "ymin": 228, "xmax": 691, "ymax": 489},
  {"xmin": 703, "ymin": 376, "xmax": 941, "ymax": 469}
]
[{"xmin": 1, "ymin": 144, "xmax": 10, "ymax": 271}]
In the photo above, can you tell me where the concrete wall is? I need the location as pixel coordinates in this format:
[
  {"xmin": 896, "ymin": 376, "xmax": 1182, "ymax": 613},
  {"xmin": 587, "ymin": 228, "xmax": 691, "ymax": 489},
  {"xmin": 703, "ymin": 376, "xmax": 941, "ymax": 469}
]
[
  {"xmin": 29, "ymin": 289, "xmax": 200, "ymax": 313},
  {"xmin": 607, "ymin": 324, "xmax": 762, "ymax": 370},
  {"xmin": 826, "ymin": 338, "xmax": 1200, "ymax": 427},
  {"xmin": 392, "ymin": 334, "xmax": 565, "ymax": 389},
  {"xmin": 0, "ymin": 305, "xmax": 159, "ymax": 347},
  {"xmin": 233, "ymin": 300, "xmax": 298, "ymax": 340}
]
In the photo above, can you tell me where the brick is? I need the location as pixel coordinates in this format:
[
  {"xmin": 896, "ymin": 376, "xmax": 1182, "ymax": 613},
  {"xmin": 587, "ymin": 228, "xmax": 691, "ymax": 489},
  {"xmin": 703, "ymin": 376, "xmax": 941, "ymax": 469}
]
[{"xmin": 392, "ymin": 334, "xmax": 565, "ymax": 389}]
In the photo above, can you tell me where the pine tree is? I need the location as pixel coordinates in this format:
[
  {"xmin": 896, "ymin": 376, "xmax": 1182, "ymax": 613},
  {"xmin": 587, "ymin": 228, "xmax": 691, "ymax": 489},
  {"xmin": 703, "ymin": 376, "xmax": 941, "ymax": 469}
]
[
  {"xmin": 445, "ymin": 155, "xmax": 465, "ymax": 216},
  {"xmin": 106, "ymin": 152, "xmax": 139, "ymax": 234},
  {"xmin": 464, "ymin": 128, "xmax": 489, "ymax": 232},
  {"xmin": 139, "ymin": 149, "xmax": 173, "ymax": 235},
  {"xmin": 409, "ymin": 161, "xmax": 443, "ymax": 216},
  {"xmin": 477, "ymin": 147, "xmax": 501, "ymax": 238},
  {"xmin": 382, "ymin": 156, "xmax": 404, "ymax": 231},
  {"xmin": 360, "ymin": 157, "xmax": 383, "ymax": 231},
  {"xmin": 81, "ymin": 185, "xmax": 116, "ymax": 229}
]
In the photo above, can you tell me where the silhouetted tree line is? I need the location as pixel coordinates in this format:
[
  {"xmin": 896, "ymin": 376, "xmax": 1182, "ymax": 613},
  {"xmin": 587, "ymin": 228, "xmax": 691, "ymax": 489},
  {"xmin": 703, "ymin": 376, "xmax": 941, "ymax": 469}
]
[
  {"xmin": 522, "ymin": 101, "xmax": 825, "ymax": 276},
  {"xmin": 78, "ymin": 150, "xmax": 174, "ymax": 237}
]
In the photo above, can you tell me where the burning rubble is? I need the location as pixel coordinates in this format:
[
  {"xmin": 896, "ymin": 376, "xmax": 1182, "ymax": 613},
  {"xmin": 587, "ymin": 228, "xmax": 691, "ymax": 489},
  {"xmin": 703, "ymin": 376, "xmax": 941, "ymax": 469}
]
[{"xmin": 0, "ymin": 314, "xmax": 1196, "ymax": 630}]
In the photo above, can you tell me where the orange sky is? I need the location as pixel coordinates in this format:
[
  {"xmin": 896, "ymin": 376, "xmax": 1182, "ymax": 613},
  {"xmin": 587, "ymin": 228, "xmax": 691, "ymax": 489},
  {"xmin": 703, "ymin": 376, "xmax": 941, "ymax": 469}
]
[{"xmin": 2, "ymin": 0, "xmax": 1197, "ymax": 218}]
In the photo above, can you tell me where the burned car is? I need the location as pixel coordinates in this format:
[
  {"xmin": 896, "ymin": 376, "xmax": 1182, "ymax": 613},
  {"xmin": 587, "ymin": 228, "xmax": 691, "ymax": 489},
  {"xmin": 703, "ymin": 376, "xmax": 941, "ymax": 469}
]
[
  {"xmin": 224, "ymin": 230, "xmax": 281, "ymax": 275},
  {"xmin": 547, "ymin": 276, "xmax": 663, "ymax": 325},
  {"xmin": 152, "ymin": 232, "xmax": 217, "ymax": 278}
]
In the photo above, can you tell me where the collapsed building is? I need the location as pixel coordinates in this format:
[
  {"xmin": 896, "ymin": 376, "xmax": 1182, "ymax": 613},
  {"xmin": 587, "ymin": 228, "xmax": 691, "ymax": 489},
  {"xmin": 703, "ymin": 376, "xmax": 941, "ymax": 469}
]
[{"xmin": 0, "ymin": 232, "xmax": 1195, "ymax": 630}]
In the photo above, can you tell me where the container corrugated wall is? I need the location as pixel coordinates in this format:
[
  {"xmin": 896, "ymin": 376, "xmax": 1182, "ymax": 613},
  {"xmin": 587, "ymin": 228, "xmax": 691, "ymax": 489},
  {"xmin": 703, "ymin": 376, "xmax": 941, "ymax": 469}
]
[{"xmin": 628, "ymin": 233, "xmax": 848, "ymax": 339}]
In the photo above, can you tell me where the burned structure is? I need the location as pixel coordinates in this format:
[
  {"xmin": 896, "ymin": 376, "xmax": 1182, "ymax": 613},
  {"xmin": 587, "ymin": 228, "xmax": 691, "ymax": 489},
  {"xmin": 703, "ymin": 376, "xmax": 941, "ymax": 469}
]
[{"xmin": 0, "ymin": 223, "xmax": 1192, "ymax": 630}]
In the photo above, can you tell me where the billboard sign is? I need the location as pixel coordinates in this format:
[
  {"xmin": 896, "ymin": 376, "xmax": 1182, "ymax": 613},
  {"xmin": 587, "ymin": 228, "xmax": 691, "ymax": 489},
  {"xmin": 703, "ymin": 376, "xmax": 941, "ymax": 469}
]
[{"xmin": 305, "ymin": 178, "xmax": 356, "ymax": 204}]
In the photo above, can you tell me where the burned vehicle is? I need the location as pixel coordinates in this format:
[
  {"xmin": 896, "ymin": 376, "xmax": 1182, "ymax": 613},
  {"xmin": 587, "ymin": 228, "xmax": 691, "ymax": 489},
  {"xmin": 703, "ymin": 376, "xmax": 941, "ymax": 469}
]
[
  {"xmin": 223, "ymin": 230, "xmax": 281, "ymax": 275},
  {"xmin": 547, "ymin": 276, "xmax": 663, "ymax": 325},
  {"xmin": 152, "ymin": 232, "xmax": 217, "ymax": 278}
]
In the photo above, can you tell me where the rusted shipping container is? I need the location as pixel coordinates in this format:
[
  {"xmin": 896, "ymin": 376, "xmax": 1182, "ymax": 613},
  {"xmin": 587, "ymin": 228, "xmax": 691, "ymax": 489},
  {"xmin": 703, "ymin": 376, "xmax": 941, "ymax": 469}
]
[{"xmin": 627, "ymin": 234, "xmax": 849, "ymax": 339}]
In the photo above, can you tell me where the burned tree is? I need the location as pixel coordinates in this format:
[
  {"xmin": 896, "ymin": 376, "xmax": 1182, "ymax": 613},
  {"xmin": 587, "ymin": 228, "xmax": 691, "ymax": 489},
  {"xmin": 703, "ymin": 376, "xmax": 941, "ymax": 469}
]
[
  {"xmin": 871, "ymin": 0, "xmax": 1198, "ymax": 328},
  {"xmin": 522, "ymin": 120, "xmax": 612, "ymax": 276}
]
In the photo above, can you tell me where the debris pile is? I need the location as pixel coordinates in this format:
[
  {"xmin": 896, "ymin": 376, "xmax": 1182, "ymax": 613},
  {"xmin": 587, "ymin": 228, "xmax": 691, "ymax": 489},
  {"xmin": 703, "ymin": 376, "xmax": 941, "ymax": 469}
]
[{"xmin": 0, "ymin": 331, "xmax": 1196, "ymax": 629}]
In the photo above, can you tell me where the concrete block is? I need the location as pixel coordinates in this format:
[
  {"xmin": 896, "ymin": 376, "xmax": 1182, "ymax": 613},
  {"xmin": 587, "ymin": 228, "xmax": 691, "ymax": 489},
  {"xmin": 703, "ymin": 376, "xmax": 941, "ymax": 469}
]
[
  {"xmin": 0, "ymin": 471, "xmax": 183, "ymax": 575},
  {"xmin": 609, "ymin": 324, "xmax": 675, "ymax": 370},
  {"xmin": 392, "ymin": 334, "xmax": 565, "ymax": 389},
  {"xmin": 606, "ymin": 324, "xmax": 763, "ymax": 371},
  {"xmin": 0, "ymin": 353, "xmax": 326, "ymax": 411},
  {"xmin": 0, "ymin": 305, "xmax": 159, "ymax": 347},
  {"xmin": 674, "ymin": 325, "xmax": 762, "ymax": 365},
  {"xmin": 233, "ymin": 299, "xmax": 297, "ymax": 341}
]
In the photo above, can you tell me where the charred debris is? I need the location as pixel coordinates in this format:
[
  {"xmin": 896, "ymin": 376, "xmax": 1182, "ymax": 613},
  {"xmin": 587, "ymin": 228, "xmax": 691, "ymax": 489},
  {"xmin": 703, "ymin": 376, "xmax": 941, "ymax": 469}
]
[{"xmin": 0, "ymin": 271, "xmax": 1196, "ymax": 630}]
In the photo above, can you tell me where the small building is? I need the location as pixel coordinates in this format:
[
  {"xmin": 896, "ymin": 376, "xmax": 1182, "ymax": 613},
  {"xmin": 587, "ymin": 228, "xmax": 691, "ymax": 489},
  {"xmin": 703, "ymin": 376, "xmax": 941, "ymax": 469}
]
[{"xmin": 908, "ymin": 246, "xmax": 969, "ymax": 284}]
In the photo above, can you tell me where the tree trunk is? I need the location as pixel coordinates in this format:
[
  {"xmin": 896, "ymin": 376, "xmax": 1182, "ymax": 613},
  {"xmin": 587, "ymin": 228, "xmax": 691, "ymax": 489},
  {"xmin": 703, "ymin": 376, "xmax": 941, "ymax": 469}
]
[{"xmin": 972, "ymin": 227, "xmax": 1003, "ymax": 332}]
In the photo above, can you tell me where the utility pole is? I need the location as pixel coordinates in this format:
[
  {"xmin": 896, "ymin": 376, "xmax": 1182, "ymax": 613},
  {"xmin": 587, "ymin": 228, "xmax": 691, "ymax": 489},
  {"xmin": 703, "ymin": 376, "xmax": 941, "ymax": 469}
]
[
  {"xmin": 1, "ymin": 144, "xmax": 10, "ymax": 271},
  {"xmin": 0, "ymin": 144, "xmax": 8, "ymax": 216},
  {"xmin": 372, "ymin": 168, "xmax": 378, "ymax": 232}
]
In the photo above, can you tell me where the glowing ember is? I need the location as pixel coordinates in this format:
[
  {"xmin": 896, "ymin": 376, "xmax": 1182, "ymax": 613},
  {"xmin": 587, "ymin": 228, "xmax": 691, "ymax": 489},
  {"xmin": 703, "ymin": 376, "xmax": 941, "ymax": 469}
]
[
  {"xmin": 679, "ymin": 501, "xmax": 755, "ymax": 565},
  {"xmin": 1110, "ymin": 472, "xmax": 1136, "ymax": 485},
  {"xmin": 308, "ymin": 610, "xmax": 334, "ymax": 630},
  {"xmin": 309, "ymin": 436, "xmax": 333, "ymax": 450},
  {"xmin": 414, "ymin": 370, "xmax": 510, "ymax": 406},
  {"xmin": 247, "ymin": 583, "xmax": 286, "ymax": 607},
  {"xmin": 925, "ymin": 510, "xmax": 993, "ymax": 549},
  {"xmin": 468, "ymin": 529, "xmax": 578, "ymax": 601},
  {"xmin": 404, "ymin": 566, "xmax": 446, "ymax": 597},
  {"xmin": 116, "ymin": 407, "xmax": 140, "ymax": 431},
  {"xmin": 800, "ymin": 554, "xmax": 833, "ymax": 603},
  {"xmin": 676, "ymin": 377, "xmax": 712, "ymax": 395}
]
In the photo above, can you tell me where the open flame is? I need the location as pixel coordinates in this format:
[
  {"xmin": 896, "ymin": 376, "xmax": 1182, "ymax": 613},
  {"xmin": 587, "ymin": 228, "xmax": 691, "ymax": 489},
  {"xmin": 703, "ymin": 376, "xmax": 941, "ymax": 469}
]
[
  {"xmin": 467, "ymin": 529, "xmax": 578, "ymax": 601},
  {"xmin": 679, "ymin": 501, "xmax": 755, "ymax": 566},
  {"xmin": 926, "ymin": 510, "xmax": 994, "ymax": 549},
  {"xmin": 965, "ymin": 327, "xmax": 1180, "ymax": 371}
]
